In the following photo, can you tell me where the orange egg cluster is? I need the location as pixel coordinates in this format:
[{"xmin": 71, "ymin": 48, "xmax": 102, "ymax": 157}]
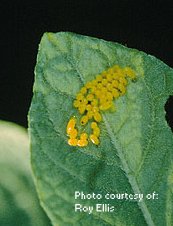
[{"xmin": 66, "ymin": 65, "xmax": 136, "ymax": 147}]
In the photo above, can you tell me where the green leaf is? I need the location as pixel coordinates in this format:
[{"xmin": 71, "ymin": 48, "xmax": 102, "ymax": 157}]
[
  {"xmin": 28, "ymin": 32, "xmax": 173, "ymax": 226},
  {"xmin": 0, "ymin": 120, "xmax": 51, "ymax": 226}
]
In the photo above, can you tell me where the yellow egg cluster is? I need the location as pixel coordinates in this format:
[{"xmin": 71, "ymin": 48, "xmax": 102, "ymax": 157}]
[
  {"xmin": 66, "ymin": 117, "xmax": 89, "ymax": 147},
  {"xmin": 66, "ymin": 65, "xmax": 136, "ymax": 147}
]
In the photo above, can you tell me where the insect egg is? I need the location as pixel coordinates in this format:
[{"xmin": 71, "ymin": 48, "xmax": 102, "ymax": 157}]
[
  {"xmin": 93, "ymin": 127, "xmax": 100, "ymax": 137},
  {"xmin": 77, "ymin": 139, "xmax": 88, "ymax": 147},
  {"xmin": 90, "ymin": 134, "xmax": 99, "ymax": 145},
  {"xmin": 94, "ymin": 112, "xmax": 102, "ymax": 122},
  {"xmin": 80, "ymin": 115, "xmax": 89, "ymax": 125},
  {"xmin": 68, "ymin": 138, "xmax": 78, "ymax": 146},
  {"xmin": 80, "ymin": 87, "xmax": 87, "ymax": 94},
  {"xmin": 79, "ymin": 105, "xmax": 87, "ymax": 114},
  {"xmin": 91, "ymin": 122, "xmax": 98, "ymax": 129},
  {"xmin": 66, "ymin": 117, "xmax": 76, "ymax": 135},
  {"xmin": 80, "ymin": 133, "xmax": 88, "ymax": 140},
  {"xmin": 70, "ymin": 129, "xmax": 78, "ymax": 138},
  {"xmin": 76, "ymin": 93, "xmax": 84, "ymax": 101},
  {"xmin": 87, "ymin": 94, "xmax": 94, "ymax": 101}
]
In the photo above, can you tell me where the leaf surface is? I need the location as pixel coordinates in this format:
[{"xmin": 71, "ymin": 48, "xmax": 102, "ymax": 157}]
[
  {"xmin": 29, "ymin": 32, "xmax": 173, "ymax": 226},
  {"xmin": 0, "ymin": 120, "xmax": 51, "ymax": 226}
]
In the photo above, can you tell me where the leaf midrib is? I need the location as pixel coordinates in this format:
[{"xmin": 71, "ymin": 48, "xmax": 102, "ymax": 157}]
[{"xmin": 103, "ymin": 114, "xmax": 155, "ymax": 226}]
